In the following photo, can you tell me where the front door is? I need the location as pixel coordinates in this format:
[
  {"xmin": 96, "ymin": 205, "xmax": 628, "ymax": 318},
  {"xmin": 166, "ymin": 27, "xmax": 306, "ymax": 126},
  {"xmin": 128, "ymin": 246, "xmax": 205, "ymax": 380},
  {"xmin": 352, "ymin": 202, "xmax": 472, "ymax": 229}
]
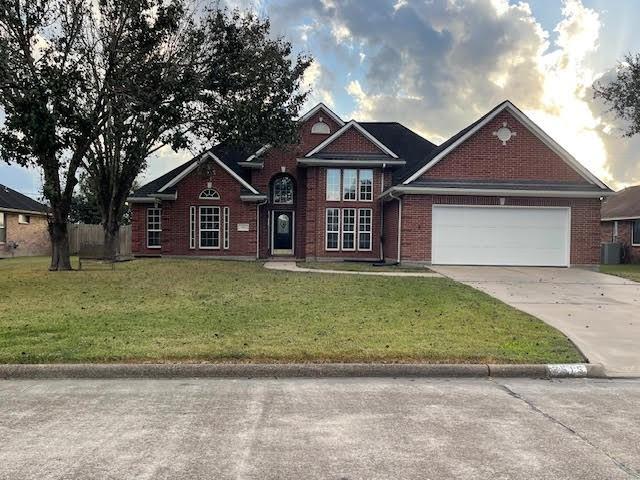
[{"xmin": 272, "ymin": 211, "xmax": 294, "ymax": 255}]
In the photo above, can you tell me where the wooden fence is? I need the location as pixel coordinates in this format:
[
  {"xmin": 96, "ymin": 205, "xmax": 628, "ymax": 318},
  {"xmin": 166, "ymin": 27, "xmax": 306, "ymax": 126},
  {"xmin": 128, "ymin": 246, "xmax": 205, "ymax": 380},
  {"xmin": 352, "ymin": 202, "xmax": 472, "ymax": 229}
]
[{"xmin": 68, "ymin": 224, "xmax": 132, "ymax": 256}]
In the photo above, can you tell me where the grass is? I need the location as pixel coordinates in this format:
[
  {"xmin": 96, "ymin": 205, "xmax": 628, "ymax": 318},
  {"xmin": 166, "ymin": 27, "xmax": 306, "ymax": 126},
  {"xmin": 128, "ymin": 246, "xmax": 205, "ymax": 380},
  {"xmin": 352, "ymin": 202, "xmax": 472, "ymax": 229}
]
[
  {"xmin": 600, "ymin": 264, "xmax": 640, "ymax": 282},
  {"xmin": 0, "ymin": 257, "xmax": 582, "ymax": 364},
  {"xmin": 298, "ymin": 261, "xmax": 431, "ymax": 273}
]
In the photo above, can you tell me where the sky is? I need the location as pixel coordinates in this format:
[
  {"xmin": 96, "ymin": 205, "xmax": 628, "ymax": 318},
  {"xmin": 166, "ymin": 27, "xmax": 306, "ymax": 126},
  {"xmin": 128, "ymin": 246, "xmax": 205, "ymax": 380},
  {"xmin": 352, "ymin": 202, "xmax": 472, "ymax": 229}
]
[{"xmin": 2, "ymin": 0, "xmax": 640, "ymax": 199}]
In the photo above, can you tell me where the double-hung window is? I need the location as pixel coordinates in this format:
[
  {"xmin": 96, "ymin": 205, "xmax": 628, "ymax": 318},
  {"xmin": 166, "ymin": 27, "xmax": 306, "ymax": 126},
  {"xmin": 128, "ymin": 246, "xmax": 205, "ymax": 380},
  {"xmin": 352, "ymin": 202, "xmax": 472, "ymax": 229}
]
[
  {"xmin": 0, "ymin": 212, "xmax": 5, "ymax": 243},
  {"xmin": 358, "ymin": 170, "xmax": 373, "ymax": 201},
  {"xmin": 199, "ymin": 206, "xmax": 220, "ymax": 249},
  {"xmin": 342, "ymin": 209, "xmax": 356, "ymax": 250},
  {"xmin": 326, "ymin": 169, "xmax": 341, "ymax": 201},
  {"xmin": 358, "ymin": 209, "xmax": 372, "ymax": 251},
  {"xmin": 223, "ymin": 207, "xmax": 230, "ymax": 249},
  {"xmin": 342, "ymin": 169, "xmax": 357, "ymax": 201},
  {"xmin": 147, "ymin": 208, "xmax": 161, "ymax": 248},
  {"xmin": 633, "ymin": 220, "xmax": 640, "ymax": 246},
  {"xmin": 326, "ymin": 208, "xmax": 340, "ymax": 250}
]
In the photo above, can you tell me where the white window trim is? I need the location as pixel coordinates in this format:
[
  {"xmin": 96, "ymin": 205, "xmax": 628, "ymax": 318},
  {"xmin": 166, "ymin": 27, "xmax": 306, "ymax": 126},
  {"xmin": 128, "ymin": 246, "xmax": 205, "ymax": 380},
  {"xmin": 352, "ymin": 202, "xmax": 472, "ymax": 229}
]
[
  {"xmin": 0, "ymin": 212, "xmax": 5, "ymax": 244},
  {"xmin": 146, "ymin": 207, "xmax": 162, "ymax": 249},
  {"xmin": 18, "ymin": 214, "xmax": 31, "ymax": 224},
  {"xmin": 358, "ymin": 169, "xmax": 374, "ymax": 202},
  {"xmin": 189, "ymin": 206, "xmax": 196, "ymax": 249},
  {"xmin": 341, "ymin": 208, "xmax": 356, "ymax": 251},
  {"xmin": 325, "ymin": 208, "xmax": 340, "ymax": 251},
  {"xmin": 199, "ymin": 206, "xmax": 221, "ymax": 250},
  {"xmin": 199, "ymin": 188, "xmax": 220, "ymax": 200},
  {"xmin": 358, "ymin": 208, "xmax": 373, "ymax": 251},
  {"xmin": 223, "ymin": 207, "xmax": 230, "ymax": 250},
  {"xmin": 632, "ymin": 220, "xmax": 640, "ymax": 247}
]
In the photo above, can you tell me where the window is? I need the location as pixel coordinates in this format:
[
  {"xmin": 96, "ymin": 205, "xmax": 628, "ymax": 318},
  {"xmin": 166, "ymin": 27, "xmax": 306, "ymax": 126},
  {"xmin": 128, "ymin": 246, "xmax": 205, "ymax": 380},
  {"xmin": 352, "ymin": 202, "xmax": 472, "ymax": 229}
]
[
  {"xmin": 311, "ymin": 121, "xmax": 331, "ymax": 134},
  {"xmin": 326, "ymin": 169, "xmax": 341, "ymax": 201},
  {"xmin": 358, "ymin": 209, "xmax": 372, "ymax": 251},
  {"xmin": 613, "ymin": 220, "xmax": 619, "ymax": 240},
  {"xmin": 342, "ymin": 209, "xmax": 356, "ymax": 250},
  {"xmin": 358, "ymin": 170, "xmax": 373, "ymax": 201},
  {"xmin": 342, "ymin": 169, "xmax": 357, "ymax": 201},
  {"xmin": 223, "ymin": 207, "xmax": 230, "ymax": 250},
  {"xmin": 147, "ymin": 208, "xmax": 161, "ymax": 248},
  {"xmin": 633, "ymin": 220, "xmax": 640, "ymax": 246},
  {"xmin": 189, "ymin": 206, "xmax": 196, "ymax": 249},
  {"xmin": 273, "ymin": 176, "xmax": 294, "ymax": 204},
  {"xmin": 0, "ymin": 212, "xmax": 5, "ymax": 243},
  {"xmin": 199, "ymin": 206, "xmax": 220, "ymax": 249},
  {"xmin": 326, "ymin": 208, "xmax": 340, "ymax": 250},
  {"xmin": 199, "ymin": 188, "xmax": 220, "ymax": 200},
  {"xmin": 18, "ymin": 214, "xmax": 30, "ymax": 224}
]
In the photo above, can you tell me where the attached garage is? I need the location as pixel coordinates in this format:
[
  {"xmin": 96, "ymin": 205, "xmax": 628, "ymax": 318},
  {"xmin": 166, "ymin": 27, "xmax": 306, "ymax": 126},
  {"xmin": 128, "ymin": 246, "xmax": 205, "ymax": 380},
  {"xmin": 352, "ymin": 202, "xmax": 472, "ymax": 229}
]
[{"xmin": 431, "ymin": 205, "xmax": 571, "ymax": 267}]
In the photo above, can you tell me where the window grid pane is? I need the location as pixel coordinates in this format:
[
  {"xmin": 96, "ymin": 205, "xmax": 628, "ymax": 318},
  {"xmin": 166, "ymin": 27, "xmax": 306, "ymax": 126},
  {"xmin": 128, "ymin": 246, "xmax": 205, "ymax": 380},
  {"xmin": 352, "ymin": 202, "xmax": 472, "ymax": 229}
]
[
  {"xmin": 358, "ymin": 169, "xmax": 373, "ymax": 201},
  {"xmin": 147, "ymin": 208, "xmax": 161, "ymax": 248},
  {"xmin": 342, "ymin": 208, "xmax": 356, "ymax": 250},
  {"xmin": 342, "ymin": 169, "xmax": 357, "ymax": 201},
  {"xmin": 326, "ymin": 169, "xmax": 341, "ymax": 201},
  {"xmin": 189, "ymin": 206, "xmax": 196, "ymax": 249},
  {"xmin": 326, "ymin": 208, "xmax": 340, "ymax": 250},
  {"xmin": 223, "ymin": 207, "xmax": 230, "ymax": 249},
  {"xmin": 200, "ymin": 206, "xmax": 220, "ymax": 249},
  {"xmin": 273, "ymin": 177, "xmax": 294, "ymax": 204},
  {"xmin": 358, "ymin": 208, "xmax": 372, "ymax": 251}
]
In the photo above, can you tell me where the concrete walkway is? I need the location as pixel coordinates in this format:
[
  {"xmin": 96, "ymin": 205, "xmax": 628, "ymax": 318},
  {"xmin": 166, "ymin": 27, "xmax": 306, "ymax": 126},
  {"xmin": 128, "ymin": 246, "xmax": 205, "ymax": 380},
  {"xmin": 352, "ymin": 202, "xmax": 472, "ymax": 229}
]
[
  {"xmin": 2, "ymin": 378, "xmax": 639, "ymax": 479},
  {"xmin": 264, "ymin": 261, "xmax": 441, "ymax": 278},
  {"xmin": 431, "ymin": 266, "xmax": 640, "ymax": 378}
]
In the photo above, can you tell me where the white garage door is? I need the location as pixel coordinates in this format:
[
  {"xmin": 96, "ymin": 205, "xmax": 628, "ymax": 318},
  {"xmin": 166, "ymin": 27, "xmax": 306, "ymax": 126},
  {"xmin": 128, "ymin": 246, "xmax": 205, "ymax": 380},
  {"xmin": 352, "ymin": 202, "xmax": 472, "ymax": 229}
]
[{"xmin": 432, "ymin": 205, "xmax": 570, "ymax": 267}]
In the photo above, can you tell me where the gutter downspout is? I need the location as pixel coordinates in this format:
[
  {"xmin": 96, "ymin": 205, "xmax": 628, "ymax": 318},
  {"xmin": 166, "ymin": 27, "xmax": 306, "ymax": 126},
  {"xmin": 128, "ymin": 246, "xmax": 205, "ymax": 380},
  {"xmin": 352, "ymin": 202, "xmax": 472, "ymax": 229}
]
[
  {"xmin": 389, "ymin": 190, "xmax": 402, "ymax": 264},
  {"xmin": 256, "ymin": 199, "xmax": 268, "ymax": 260}
]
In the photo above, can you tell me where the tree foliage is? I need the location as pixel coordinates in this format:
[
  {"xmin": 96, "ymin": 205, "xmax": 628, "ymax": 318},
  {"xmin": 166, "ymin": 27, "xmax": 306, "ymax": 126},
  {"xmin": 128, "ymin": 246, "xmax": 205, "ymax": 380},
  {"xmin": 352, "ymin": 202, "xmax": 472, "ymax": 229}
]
[{"xmin": 593, "ymin": 53, "xmax": 640, "ymax": 137}]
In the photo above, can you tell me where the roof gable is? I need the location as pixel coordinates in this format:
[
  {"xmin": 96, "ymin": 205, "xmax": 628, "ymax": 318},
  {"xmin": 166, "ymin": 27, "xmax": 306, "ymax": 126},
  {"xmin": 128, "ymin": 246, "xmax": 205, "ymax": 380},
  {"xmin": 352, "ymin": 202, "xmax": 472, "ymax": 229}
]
[
  {"xmin": 305, "ymin": 121, "xmax": 399, "ymax": 158},
  {"xmin": 403, "ymin": 101, "xmax": 609, "ymax": 189},
  {"xmin": 298, "ymin": 103, "xmax": 344, "ymax": 127}
]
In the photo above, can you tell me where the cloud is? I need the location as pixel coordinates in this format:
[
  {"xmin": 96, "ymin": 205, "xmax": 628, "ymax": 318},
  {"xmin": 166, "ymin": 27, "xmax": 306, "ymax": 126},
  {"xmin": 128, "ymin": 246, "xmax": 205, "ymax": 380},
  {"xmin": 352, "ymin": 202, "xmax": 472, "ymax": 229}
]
[{"xmin": 270, "ymin": 0, "xmax": 636, "ymax": 187}]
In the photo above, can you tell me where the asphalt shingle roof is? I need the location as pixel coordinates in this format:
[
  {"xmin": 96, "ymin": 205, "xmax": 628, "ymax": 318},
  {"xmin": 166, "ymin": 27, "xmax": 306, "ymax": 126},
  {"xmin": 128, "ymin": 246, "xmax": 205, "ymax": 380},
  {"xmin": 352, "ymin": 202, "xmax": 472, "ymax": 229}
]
[
  {"xmin": 0, "ymin": 184, "xmax": 48, "ymax": 214},
  {"xmin": 601, "ymin": 185, "xmax": 640, "ymax": 220}
]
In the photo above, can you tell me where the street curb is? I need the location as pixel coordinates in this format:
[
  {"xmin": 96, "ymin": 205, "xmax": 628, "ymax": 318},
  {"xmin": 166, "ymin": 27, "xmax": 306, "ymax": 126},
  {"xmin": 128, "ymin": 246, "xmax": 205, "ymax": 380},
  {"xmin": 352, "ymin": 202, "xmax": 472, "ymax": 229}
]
[{"xmin": 0, "ymin": 363, "xmax": 607, "ymax": 379}]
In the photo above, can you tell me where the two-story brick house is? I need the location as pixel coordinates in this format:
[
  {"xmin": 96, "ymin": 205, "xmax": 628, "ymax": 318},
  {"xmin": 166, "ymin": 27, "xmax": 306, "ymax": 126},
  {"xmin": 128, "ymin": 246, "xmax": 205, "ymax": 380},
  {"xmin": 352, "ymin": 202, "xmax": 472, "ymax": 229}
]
[{"xmin": 128, "ymin": 101, "xmax": 612, "ymax": 266}]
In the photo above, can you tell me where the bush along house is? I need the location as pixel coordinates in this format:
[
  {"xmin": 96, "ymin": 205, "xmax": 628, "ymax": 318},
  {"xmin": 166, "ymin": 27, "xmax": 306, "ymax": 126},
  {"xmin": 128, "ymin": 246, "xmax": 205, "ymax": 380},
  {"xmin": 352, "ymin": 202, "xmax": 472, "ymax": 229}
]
[{"xmin": 128, "ymin": 101, "xmax": 612, "ymax": 267}]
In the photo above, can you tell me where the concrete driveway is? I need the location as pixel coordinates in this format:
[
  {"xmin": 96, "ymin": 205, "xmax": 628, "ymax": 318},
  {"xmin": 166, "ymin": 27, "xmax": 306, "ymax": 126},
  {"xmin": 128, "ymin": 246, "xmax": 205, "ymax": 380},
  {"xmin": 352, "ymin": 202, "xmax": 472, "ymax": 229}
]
[{"xmin": 431, "ymin": 266, "xmax": 640, "ymax": 377}]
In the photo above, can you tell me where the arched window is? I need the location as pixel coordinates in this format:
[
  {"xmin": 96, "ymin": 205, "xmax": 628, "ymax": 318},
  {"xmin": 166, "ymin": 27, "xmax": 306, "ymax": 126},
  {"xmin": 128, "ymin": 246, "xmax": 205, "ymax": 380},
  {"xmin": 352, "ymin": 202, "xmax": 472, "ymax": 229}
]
[
  {"xmin": 199, "ymin": 188, "xmax": 220, "ymax": 200},
  {"xmin": 311, "ymin": 121, "xmax": 331, "ymax": 134},
  {"xmin": 272, "ymin": 176, "xmax": 294, "ymax": 204}
]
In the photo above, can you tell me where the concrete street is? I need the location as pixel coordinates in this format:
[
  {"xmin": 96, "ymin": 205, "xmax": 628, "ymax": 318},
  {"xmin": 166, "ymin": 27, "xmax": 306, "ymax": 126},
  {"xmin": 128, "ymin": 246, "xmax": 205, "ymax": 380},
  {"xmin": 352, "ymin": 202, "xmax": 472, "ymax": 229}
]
[
  {"xmin": 1, "ymin": 377, "xmax": 639, "ymax": 479},
  {"xmin": 431, "ymin": 266, "xmax": 640, "ymax": 377}
]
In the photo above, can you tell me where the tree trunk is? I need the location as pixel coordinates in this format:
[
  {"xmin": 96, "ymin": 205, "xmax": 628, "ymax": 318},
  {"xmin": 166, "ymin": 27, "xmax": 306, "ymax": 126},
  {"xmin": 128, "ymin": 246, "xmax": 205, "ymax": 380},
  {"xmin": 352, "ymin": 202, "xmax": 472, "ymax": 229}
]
[
  {"xmin": 103, "ymin": 219, "xmax": 120, "ymax": 261},
  {"xmin": 49, "ymin": 220, "xmax": 72, "ymax": 271}
]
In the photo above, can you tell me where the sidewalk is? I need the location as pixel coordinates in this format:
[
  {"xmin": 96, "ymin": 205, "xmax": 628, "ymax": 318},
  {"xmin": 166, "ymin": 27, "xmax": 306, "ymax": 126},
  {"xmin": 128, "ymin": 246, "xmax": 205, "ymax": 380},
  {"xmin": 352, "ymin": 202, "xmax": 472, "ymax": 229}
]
[{"xmin": 264, "ymin": 261, "xmax": 442, "ymax": 278}]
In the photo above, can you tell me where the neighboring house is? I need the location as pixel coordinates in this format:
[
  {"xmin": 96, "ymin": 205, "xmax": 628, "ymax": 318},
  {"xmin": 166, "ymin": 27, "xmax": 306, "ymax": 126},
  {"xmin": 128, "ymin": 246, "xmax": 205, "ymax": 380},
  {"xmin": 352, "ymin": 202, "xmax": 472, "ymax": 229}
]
[
  {"xmin": 0, "ymin": 184, "xmax": 49, "ymax": 258},
  {"xmin": 601, "ymin": 185, "xmax": 640, "ymax": 263},
  {"xmin": 128, "ymin": 101, "xmax": 612, "ymax": 267}
]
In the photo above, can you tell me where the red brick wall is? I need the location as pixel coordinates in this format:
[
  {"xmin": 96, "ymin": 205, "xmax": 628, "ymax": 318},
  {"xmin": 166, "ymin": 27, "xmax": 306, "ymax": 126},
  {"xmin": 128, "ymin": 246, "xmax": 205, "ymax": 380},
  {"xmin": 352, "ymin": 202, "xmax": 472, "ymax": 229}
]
[
  {"xmin": 382, "ymin": 200, "xmax": 399, "ymax": 262},
  {"xmin": 602, "ymin": 220, "xmax": 640, "ymax": 263},
  {"xmin": 400, "ymin": 195, "xmax": 602, "ymax": 265},
  {"xmin": 421, "ymin": 111, "xmax": 590, "ymax": 184},
  {"xmin": 131, "ymin": 163, "xmax": 257, "ymax": 257},
  {"xmin": 320, "ymin": 127, "xmax": 385, "ymax": 154}
]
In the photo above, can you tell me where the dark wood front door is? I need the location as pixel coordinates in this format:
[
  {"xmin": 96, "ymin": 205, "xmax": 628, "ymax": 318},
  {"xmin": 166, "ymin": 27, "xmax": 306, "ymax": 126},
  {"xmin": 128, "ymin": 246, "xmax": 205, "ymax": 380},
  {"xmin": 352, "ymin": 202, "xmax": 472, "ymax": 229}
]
[{"xmin": 273, "ymin": 211, "xmax": 293, "ymax": 254}]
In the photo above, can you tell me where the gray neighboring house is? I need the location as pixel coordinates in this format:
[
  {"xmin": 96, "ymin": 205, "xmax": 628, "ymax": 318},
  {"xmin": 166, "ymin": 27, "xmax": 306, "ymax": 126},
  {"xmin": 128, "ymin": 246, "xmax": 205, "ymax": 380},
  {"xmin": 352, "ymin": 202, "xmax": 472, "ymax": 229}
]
[
  {"xmin": 601, "ymin": 185, "xmax": 640, "ymax": 263},
  {"xmin": 0, "ymin": 184, "xmax": 50, "ymax": 258}
]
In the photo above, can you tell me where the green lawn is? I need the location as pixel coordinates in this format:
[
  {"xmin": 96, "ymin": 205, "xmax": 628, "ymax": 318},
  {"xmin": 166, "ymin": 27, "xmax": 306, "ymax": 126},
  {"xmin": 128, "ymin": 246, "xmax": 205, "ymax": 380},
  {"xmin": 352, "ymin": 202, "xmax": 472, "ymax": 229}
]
[
  {"xmin": 0, "ymin": 257, "xmax": 582, "ymax": 364},
  {"xmin": 298, "ymin": 261, "xmax": 430, "ymax": 273},
  {"xmin": 600, "ymin": 264, "xmax": 640, "ymax": 282}
]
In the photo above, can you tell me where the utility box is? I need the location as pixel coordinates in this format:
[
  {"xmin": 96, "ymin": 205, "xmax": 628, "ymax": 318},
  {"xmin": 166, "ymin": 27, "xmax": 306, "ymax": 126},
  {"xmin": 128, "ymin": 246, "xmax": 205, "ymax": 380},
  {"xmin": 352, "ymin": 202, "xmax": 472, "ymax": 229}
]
[{"xmin": 601, "ymin": 242, "xmax": 622, "ymax": 265}]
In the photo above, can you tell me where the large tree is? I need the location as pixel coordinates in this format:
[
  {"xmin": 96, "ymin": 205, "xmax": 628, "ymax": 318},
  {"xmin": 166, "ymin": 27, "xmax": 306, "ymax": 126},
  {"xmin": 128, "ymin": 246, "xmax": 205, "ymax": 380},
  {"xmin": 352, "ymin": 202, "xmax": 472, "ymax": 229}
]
[
  {"xmin": 0, "ymin": 0, "xmax": 310, "ymax": 268},
  {"xmin": 83, "ymin": 6, "xmax": 310, "ymax": 259},
  {"xmin": 593, "ymin": 53, "xmax": 640, "ymax": 136}
]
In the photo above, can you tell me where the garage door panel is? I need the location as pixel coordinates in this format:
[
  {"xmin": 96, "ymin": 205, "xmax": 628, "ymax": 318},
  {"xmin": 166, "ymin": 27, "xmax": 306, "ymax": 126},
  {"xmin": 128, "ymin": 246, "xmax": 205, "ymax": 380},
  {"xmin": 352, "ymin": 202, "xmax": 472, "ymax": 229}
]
[{"xmin": 432, "ymin": 206, "xmax": 570, "ymax": 267}]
